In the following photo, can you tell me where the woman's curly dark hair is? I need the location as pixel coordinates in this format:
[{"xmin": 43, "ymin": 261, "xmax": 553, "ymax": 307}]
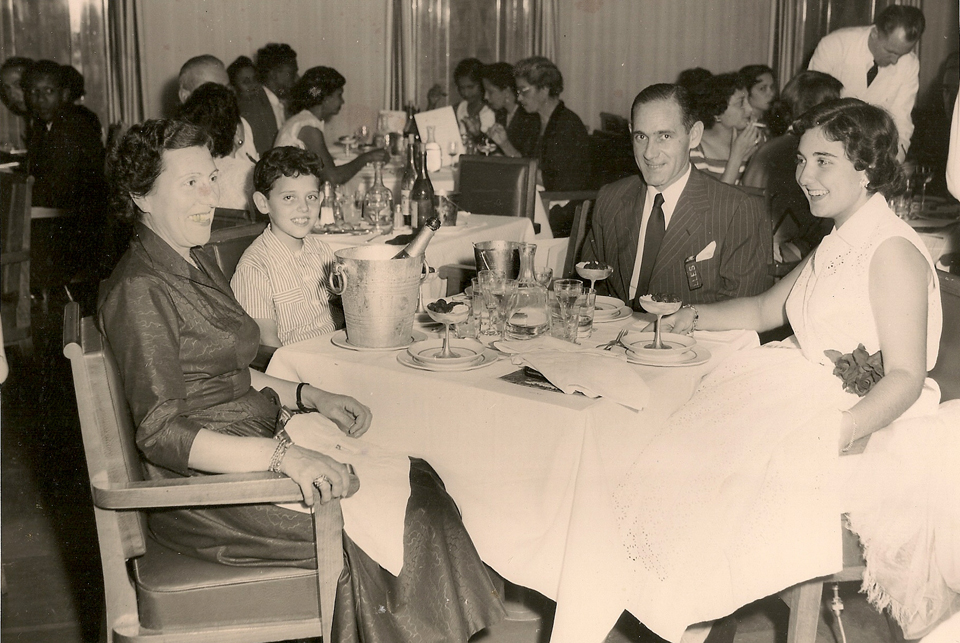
[
  {"xmin": 693, "ymin": 72, "xmax": 748, "ymax": 129},
  {"xmin": 288, "ymin": 66, "xmax": 345, "ymax": 115},
  {"xmin": 794, "ymin": 98, "xmax": 905, "ymax": 198},
  {"xmin": 107, "ymin": 119, "xmax": 211, "ymax": 220},
  {"xmin": 253, "ymin": 146, "xmax": 324, "ymax": 198},
  {"xmin": 177, "ymin": 82, "xmax": 240, "ymax": 158}
]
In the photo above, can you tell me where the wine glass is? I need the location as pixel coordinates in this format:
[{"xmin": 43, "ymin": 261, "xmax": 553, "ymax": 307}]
[
  {"xmin": 637, "ymin": 295, "xmax": 682, "ymax": 350},
  {"xmin": 917, "ymin": 164, "xmax": 934, "ymax": 213},
  {"xmin": 447, "ymin": 140, "xmax": 459, "ymax": 167},
  {"xmin": 426, "ymin": 302, "xmax": 471, "ymax": 358},
  {"xmin": 493, "ymin": 279, "xmax": 518, "ymax": 340},
  {"xmin": 534, "ymin": 267, "xmax": 553, "ymax": 288}
]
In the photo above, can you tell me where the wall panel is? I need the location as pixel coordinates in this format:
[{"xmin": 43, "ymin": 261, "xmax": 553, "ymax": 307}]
[
  {"xmin": 555, "ymin": 0, "xmax": 773, "ymax": 131},
  {"xmin": 139, "ymin": 0, "xmax": 387, "ymax": 140}
]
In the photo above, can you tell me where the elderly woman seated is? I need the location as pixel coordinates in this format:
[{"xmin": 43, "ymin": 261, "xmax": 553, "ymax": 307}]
[
  {"xmin": 99, "ymin": 120, "xmax": 505, "ymax": 641},
  {"xmin": 177, "ymin": 82, "xmax": 255, "ymax": 213},
  {"xmin": 274, "ymin": 66, "xmax": 388, "ymax": 185}
]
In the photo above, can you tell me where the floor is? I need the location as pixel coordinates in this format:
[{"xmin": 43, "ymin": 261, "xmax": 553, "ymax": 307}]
[{"xmin": 0, "ymin": 291, "xmax": 907, "ymax": 643}]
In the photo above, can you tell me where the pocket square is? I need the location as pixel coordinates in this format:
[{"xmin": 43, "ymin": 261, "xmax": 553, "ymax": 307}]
[{"xmin": 695, "ymin": 240, "xmax": 717, "ymax": 262}]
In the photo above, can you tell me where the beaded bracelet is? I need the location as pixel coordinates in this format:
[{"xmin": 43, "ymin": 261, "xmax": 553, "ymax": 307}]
[{"xmin": 268, "ymin": 437, "xmax": 291, "ymax": 474}]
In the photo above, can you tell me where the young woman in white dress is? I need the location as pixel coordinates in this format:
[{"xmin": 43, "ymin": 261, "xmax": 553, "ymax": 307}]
[{"xmin": 613, "ymin": 98, "xmax": 946, "ymax": 643}]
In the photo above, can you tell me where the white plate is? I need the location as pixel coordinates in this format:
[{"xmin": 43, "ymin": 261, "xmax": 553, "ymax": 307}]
[
  {"xmin": 331, "ymin": 329, "xmax": 427, "ymax": 351},
  {"xmin": 626, "ymin": 345, "xmax": 711, "ymax": 367},
  {"xmin": 594, "ymin": 295, "xmax": 625, "ymax": 311},
  {"xmin": 593, "ymin": 305, "xmax": 632, "ymax": 323},
  {"xmin": 407, "ymin": 338, "xmax": 485, "ymax": 366},
  {"xmin": 397, "ymin": 347, "xmax": 500, "ymax": 372},
  {"xmin": 621, "ymin": 331, "xmax": 697, "ymax": 358}
]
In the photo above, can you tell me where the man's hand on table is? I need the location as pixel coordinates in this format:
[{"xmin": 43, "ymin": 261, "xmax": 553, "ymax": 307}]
[{"xmin": 301, "ymin": 386, "xmax": 373, "ymax": 437}]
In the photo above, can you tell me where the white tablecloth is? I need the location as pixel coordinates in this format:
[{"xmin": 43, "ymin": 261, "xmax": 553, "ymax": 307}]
[
  {"xmin": 267, "ymin": 317, "xmax": 758, "ymax": 643},
  {"xmin": 334, "ymin": 148, "xmax": 553, "ymax": 239}
]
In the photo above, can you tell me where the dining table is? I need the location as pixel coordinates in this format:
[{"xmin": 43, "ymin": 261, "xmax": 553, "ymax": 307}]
[
  {"xmin": 332, "ymin": 145, "xmax": 553, "ymax": 239},
  {"xmin": 904, "ymin": 196, "xmax": 960, "ymax": 271},
  {"xmin": 267, "ymin": 311, "xmax": 759, "ymax": 643}
]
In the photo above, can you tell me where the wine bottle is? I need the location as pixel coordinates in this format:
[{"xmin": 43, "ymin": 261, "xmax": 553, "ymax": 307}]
[
  {"xmin": 400, "ymin": 136, "xmax": 417, "ymax": 227},
  {"xmin": 392, "ymin": 217, "xmax": 441, "ymax": 259},
  {"xmin": 424, "ymin": 125, "xmax": 442, "ymax": 173},
  {"xmin": 410, "ymin": 148, "xmax": 434, "ymax": 229}
]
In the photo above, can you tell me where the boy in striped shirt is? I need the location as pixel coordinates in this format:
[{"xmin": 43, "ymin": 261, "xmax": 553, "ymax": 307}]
[{"xmin": 231, "ymin": 147, "xmax": 343, "ymax": 346}]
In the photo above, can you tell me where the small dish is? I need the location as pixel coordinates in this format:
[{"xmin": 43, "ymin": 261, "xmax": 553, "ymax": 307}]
[
  {"xmin": 397, "ymin": 348, "xmax": 500, "ymax": 372},
  {"xmin": 626, "ymin": 345, "xmax": 712, "ymax": 367},
  {"xmin": 331, "ymin": 329, "xmax": 427, "ymax": 351},
  {"xmin": 621, "ymin": 331, "xmax": 696, "ymax": 358},
  {"xmin": 407, "ymin": 338, "xmax": 485, "ymax": 366}
]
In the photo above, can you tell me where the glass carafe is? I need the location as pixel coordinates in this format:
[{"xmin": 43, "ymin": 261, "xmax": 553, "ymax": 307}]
[
  {"xmin": 363, "ymin": 162, "xmax": 393, "ymax": 234},
  {"xmin": 505, "ymin": 243, "xmax": 550, "ymax": 339}
]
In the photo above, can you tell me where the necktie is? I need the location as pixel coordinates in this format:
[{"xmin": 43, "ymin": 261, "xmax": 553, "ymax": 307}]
[
  {"xmin": 866, "ymin": 61, "xmax": 879, "ymax": 87},
  {"xmin": 636, "ymin": 193, "xmax": 665, "ymax": 297}
]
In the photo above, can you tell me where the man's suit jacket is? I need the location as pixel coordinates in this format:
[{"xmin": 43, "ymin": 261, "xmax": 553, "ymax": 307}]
[
  {"xmin": 580, "ymin": 169, "xmax": 772, "ymax": 307},
  {"xmin": 238, "ymin": 87, "xmax": 280, "ymax": 155}
]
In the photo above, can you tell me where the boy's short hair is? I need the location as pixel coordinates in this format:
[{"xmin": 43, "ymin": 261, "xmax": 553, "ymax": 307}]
[{"xmin": 253, "ymin": 146, "xmax": 324, "ymax": 198}]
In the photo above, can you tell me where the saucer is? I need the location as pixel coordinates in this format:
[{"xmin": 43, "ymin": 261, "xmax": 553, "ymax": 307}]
[
  {"xmin": 621, "ymin": 331, "xmax": 697, "ymax": 359},
  {"xmin": 593, "ymin": 305, "xmax": 632, "ymax": 323},
  {"xmin": 407, "ymin": 338, "xmax": 485, "ymax": 366},
  {"xmin": 626, "ymin": 345, "xmax": 711, "ymax": 367},
  {"xmin": 331, "ymin": 329, "xmax": 427, "ymax": 351},
  {"xmin": 594, "ymin": 295, "xmax": 625, "ymax": 312},
  {"xmin": 397, "ymin": 348, "xmax": 500, "ymax": 372}
]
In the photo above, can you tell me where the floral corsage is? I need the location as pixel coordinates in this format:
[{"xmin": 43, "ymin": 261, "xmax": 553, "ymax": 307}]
[{"xmin": 823, "ymin": 344, "xmax": 884, "ymax": 397}]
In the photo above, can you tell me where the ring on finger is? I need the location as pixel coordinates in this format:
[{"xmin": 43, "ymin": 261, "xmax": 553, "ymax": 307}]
[{"xmin": 313, "ymin": 475, "xmax": 331, "ymax": 488}]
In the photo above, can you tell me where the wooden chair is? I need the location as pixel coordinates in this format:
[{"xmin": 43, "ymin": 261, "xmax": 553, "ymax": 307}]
[
  {"xmin": 201, "ymin": 222, "xmax": 275, "ymax": 370},
  {"xmin": 212, "ymin": 207, "xmax": 256, "ymax": 231},
  {"xmin": 203, "ymin": 221, "xmax": 267, "ymax": 281},
  {"xmin": 1, "ymin": 172, "xmax": 34, "ymax": 355},
  {"xmin": 780, "ymin": 269, "xmax": 960, "ymax": 643},
  {"xmin": 62, "ymin": 301, "xmax": 343, "ymax": 643},
  {"xmin": 561, "ymin": 198, "xmax": 595, "ymax": 279},
  {"xmin": 458, "ymin": 156, "xmax": 539, "ymax": 225}
]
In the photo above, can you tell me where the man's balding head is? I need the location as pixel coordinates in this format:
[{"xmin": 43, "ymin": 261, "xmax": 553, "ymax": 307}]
[{"xmin": 178, "ymin": 55, "xmax": 229, "ymax": 103}]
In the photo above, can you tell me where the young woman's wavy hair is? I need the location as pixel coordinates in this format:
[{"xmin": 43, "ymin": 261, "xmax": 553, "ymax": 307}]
[{"xmin": 794, "ymin": 98, "xmax": 905, "ymax": 198}]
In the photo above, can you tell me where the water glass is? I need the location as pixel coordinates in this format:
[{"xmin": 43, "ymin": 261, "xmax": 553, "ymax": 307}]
[
  {"xmin": 534, "ymin": 267, "xmax": 553, "ymax": 288},
  {"xmin": 478, "ymin": 270, "xmax": 503, "ymax": 336},
  {"xmin": 550, "ymin": 279, "xmax": 583, "ymax": 342},
  {"xmin": 577, "ymin": 288, "xmax": 597, "ymax": 338}
]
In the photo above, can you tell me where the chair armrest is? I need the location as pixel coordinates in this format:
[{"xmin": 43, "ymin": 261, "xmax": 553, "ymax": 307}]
[
  {"xmin": 251, "ymin": 344, "xmax": 277, "ymax": 372},
  {"xmin": 540, "ymin": 190, "xmax": 601, "ymax": 204},
  {"xmin": 91, "ymin": 471, "xmax": 305, "ymax": 509},
  {"xmin": 437, "ymin": 263, "xmax": 477, "ymax": 296}
]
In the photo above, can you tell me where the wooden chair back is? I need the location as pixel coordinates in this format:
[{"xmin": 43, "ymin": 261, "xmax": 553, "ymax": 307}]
[
  {"xmin": 63, "ymin": 301, "xmax": 342, "ymax": 643},
  {"xmin": 458, "ymin": 156, "xmax": 539, "ymax": 223},
  {"xmin": 781, "ymin": 268, "xmax": 960, "ymax": 643},
  {"xmin": 562, "ymin": 198, "xmax": 595, "ymax": 278},
  {"xmin": 204, "ymin": 221, "xmax": 267, "ymax": 280},
  {"xmin": 1, "ymin": 173, "xmax": 35, "ymax": 352}
]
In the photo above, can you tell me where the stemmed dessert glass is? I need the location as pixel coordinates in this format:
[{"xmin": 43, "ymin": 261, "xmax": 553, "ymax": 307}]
[
  {"xmin": 637, "ymin": 295, "xmax": 682, "ymax": 350},
  {"xmin": 447, "ymin": 140, "xmax": 459, "ymax": 167},
  {"xmin": 426, "ymin": 302, "xmax": 471, "ymax": 358},
  {"xmin": 575, "ymin": 261, "xmax": 613, "ymax": 291}
]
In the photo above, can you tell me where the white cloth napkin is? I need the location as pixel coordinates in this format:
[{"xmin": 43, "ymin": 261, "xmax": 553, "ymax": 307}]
[
  {"xmin": 510, "ymin": 350, "xmax": 650, "ymax": 411},
  {"xmin": 279, "ymin": 413, "xmax": 412, "ymax": 577}
]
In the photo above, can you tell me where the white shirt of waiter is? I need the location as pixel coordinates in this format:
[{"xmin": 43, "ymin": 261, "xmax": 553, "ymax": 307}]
[{"xmin": 808, "ymin": 25, "xmax": 919, "ymax": 158}]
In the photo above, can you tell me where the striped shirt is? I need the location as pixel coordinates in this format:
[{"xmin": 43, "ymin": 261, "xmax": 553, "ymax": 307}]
[
  {"xmin": 689, "ymin": 143, "xmax": 747, "ymax": 185},
  {"xmin": 231, "ymin": 226, "xmax": 339, "ymax": 345}
]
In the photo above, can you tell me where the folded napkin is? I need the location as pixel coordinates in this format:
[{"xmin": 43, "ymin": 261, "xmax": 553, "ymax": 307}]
[{"xmin": 511, "ymin": 350, "xmax": 650, "ymax": 411}]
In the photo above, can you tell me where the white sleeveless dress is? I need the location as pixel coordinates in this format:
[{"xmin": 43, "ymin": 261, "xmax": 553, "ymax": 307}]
[
  {"xmin": 273, "ymin": 109, "xmax": 324, "ymax": 149},
  {"xmin": 612, "ymin": 193, "xmax": 943, "ymax": 642}
]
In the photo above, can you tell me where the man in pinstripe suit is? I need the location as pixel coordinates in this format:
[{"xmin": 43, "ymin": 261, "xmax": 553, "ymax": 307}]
[{"xmin": 581, "ymin": 84, "xmax": 771, "ymax": 309}]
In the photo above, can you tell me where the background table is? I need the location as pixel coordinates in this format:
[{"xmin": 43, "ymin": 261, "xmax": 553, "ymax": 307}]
[
  {"xmin": 313, "ymin": 214, "xmax": 537, "ymax": 298},
  {"xmin": 333, "ymin": 147, "xmax": 553, "ymax": 239},
  {"xmin": 267, "ymin": 318, "xmax": 757, "ymax": 643}
]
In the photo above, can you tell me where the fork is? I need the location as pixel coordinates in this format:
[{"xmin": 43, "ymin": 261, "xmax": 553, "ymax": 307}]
[{"xmin": 597, "ymin": 328, "xmax": 627, "ymax": 350}]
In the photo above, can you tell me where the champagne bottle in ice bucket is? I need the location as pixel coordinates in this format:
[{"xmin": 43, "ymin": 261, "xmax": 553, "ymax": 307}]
[{"xmin": 392, "ymin": 217, "xmax": 441, "ymax": 259}]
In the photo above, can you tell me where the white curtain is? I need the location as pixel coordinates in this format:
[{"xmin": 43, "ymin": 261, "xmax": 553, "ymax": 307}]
[{"xmin": 105, "ymin": 0, "xmax": 146, "ymax": 126}]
